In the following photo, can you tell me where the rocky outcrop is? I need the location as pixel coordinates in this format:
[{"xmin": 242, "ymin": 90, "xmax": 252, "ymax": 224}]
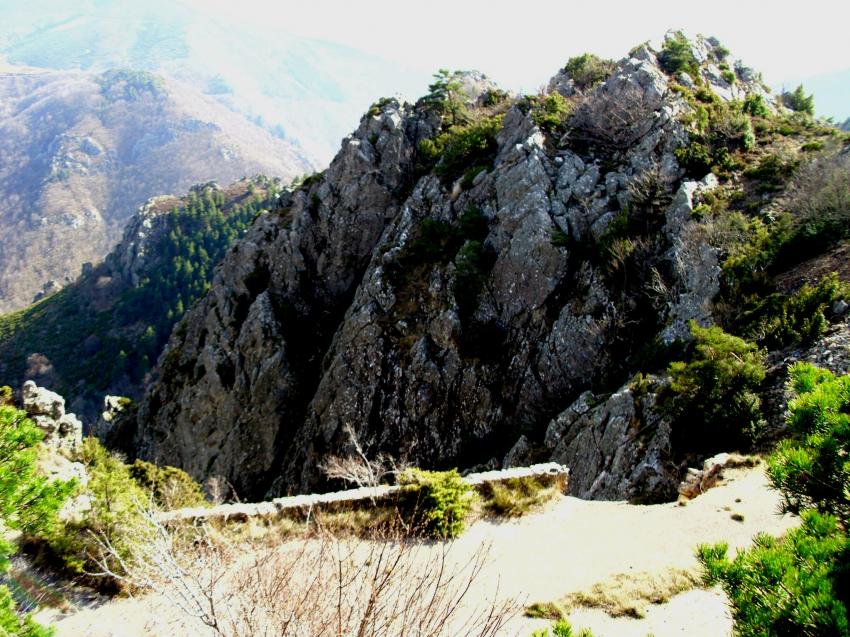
[
  {"xmin": 21, "ymin": 381, "xmax": 88, "ymax": 502},
  {"xmin": 539, "ymin": 376, "xmax": 679, "ymax": 502},
  {"xmin": 135, "ymin": 36, "xmax": 780, "ymax": 500},
  {"xmin": 22, "ymin": 380, "xmax": 82, "ymax": 454},
  {"xmin": 677, "ymin": 452, "xmax": 756, "ymax": 500}
]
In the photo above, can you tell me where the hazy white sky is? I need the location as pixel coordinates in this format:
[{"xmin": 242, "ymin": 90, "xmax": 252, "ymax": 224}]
[{"xmin": 188, "ymin": 0, "xmax": 850, "ymax": 92}]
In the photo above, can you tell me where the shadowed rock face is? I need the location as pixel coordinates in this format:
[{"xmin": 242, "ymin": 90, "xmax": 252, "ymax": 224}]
[{"xmin": 136, "ymin": 40, "xmax": 770, "ymax": 501}]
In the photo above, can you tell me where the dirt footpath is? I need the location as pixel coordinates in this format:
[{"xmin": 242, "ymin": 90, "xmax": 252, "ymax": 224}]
[{"xmin": 44, "ymin": 464, "xmax": 796, "ymax": 637}]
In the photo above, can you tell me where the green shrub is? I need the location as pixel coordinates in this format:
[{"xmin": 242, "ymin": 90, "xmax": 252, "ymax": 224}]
[
  {"xmin": 782, "ymin": 84, "xmax": 815, "ymax": 116},
  {"xmin": 0, "ymin": 386, "xmax": 12, "ymax": 407},
  {"xmin": 453, "ymin": 239, "xmax": 494, "ymax": 317},
  {"xmin": 675, "ymin": 142, "xmax": 713, "ymax": 177},
  {"xmin": 658, "ymin": 31, "xmax": 699, "ymax": 78},
  {"xmin": 531, "ymin": 620, "xmax": 594, "ymax": 637},
  {"xmin": 716, "ymin": 210, "xmax": 793, "ymax": 285},
  {"xmin": 742, "ymin": 93, "xmax": 770, "ymax": 118},
  {"xmin": 699, "ymin": 511, "xmax": 849, "ymax": 637},
  {"xmin": 129, "ymin": 460, "xmax": 207, "ymax": 509},
  {"xmin": 390, "ymin": 206, "xmax": 489, "ymax": 279},
  {"xmin": 367, "ymin": 96, "xmax": 394, "ymax": 118},
  {"xmin": 398, "ymin": 469, "xmax": 475, "ymax": 539},
  {"xmin": 699, "ymin": 364, "xmax": 850, "ymax": 636},
  {"xmin": 0, "ymin": 406, "xmax": 73, "ymax": 636},
  {"xmin": 721, "ymin": 70, "xmax": 736, "ymax": 85},
  {"xmin": 736, "ymin": 273, "xmax": 850, "ymax": 348},
  {"xmin": 531, "ymin": 92, "xmax": 573, "ymax": 138},
  {"xmin": 0, "ymin": 589, "xmax": 53, "ymax": 637},
  {"xmin": 481, "ymin": 88, "xmax": 509, "ymax": 107},
  {"xmin": 47, "ymin": 438, "xmax": 153, "ymax": 579},
  {"xmin": 562, "ymin": 53, "xmax": 615, "ymax": 90},
  {"xmin": 769, "ymin": 363, "xmax": 850, "ymax": 521},
  {"xmin": 550, "ymin": 228, "xmax": 570, "ymax": 248},
  {"xmin": 665, "ymin": 323, "xmax": 766, "ymax": 454},
  {"xmin": 743, "ymin": 154, "xmax": 798, "ymax": 193},
  {"xmin": 419, "ymin": 116, "xmax": 503, "ymax": 184},
  {"xmin": 675, "ymin": 89, "xmax": 761, "ymax": 178}
]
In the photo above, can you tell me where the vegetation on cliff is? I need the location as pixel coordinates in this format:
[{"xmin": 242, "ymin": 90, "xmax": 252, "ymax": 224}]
[
  {"xmin": 0, "ymin": 406, "xmax": 73, "ymax": 636},
  {"xmin": 0, "ymin": 180, "xmax": 279, "ymax": 414}
]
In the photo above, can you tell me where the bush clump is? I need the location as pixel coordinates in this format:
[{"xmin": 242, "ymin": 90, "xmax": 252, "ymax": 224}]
[
  {"xmin": 735, "ymin": 273, "xmax": 850, "ymax": 349},
  {"xmin": 743, "ymin": 153, "xmax": 798, "ymax": 193},
  {"xmin": 0, "ymin": 406, "xmax": 74, "ymax": 636},
  {"xmin": 699, "ymin": 511, "xmax": 848, "ymax": 637},
  {"xmin": 658, "ymin": 31, "xmax": 699, "ymax": 78},
  {"xmin": 676, "ymin": 98, "xmax": 756, "ymax": 178},
  {"xmin": 665, "ymin": 322, "xmax": 766, "ymax": 455},
  {"xmin": 129, "ymin": 459, "xmax": 207, "ymax": 509},
  {"xmin": 742, "ymin": 93, "xmax": 770, "ymax": 118},
  {"xmin": 530, "ymin": 92, "xmax": 573, "ymax": 139},
  {"xmin": 782, "ymin": 84, "xmax": 815, "ymax": 116},
  {"xmin": 531, "ymin": 619, "xmax": 594, "ymax": 637},
  {"xmin": 562, "ymin": 53, "xmax": 615, "ymax": 90},
  {"xmin": 769, "ymin": 363, "xmax": 850, "ymax": 521},
  {"xmin": 479, "ymin": 476, "xmax": 559, "ymax": 517},
  {"xmin": 46, "ymin": 437, "xmax": 153, "ymax": 580},
  {"xmin": 453, "ymin": 239, "xmax": 495, "ymax": 317},
  {"xmin": 698, "ymin": 363, "xmax": 850, "ymax": 636},
  {"xmin": 418, "ymin": 115, "xmax": 503, "ymax": 185},
  {"xmin": 398, "ymin": 468, "xmax": 475, "ymax": 538}
]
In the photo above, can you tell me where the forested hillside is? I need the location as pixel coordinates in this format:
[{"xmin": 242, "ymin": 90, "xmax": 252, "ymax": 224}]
[{"xmin": 0, "ymin": 178, "xmax": 281, "ymax": 418}]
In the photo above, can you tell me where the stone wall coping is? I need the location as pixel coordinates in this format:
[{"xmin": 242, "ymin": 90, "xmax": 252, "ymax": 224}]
[{"xmin": 157, "ymin": 463, "xmax": 569, "ymax": 524}]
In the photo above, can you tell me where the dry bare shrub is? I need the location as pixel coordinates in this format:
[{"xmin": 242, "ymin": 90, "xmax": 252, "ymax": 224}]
[
  {"xmin": 93, "ymin": 511, "xmax": 518, "ymax": 637},
  {"xmin": 569, "ymin": 81, "xmax": 660, "ymax": 149},
  {"xmin": 784, "ymin": 150, "xmax": 850, "ymax": 241},
  {"xmin": 319, "ymin": 424, "xmax": 409, "ymax": 489}
]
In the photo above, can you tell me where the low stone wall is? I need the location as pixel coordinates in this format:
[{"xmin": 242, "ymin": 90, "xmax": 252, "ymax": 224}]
[{"xmin": 157, "ymin": 463, "xmax": 569, "ymax": 525}]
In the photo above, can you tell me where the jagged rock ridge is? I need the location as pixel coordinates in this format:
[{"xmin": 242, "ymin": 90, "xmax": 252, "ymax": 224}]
[{"xmin": 136, "ymin": 35, "xmax": 782, "ymax": 500}]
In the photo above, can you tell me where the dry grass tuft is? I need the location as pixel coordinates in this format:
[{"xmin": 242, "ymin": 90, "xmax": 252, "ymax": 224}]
[
  {"xmin": 526, "ymin": 567, "xmax": 702, "ymax": 620},
  {"xmin": 477, "ymin": 477, "xmax": 562, "ymax": 518}
]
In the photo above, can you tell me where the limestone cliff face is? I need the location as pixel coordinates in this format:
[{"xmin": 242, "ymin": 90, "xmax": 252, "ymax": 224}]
[{"xmin": 136, "ymin": 37, "xmax": 773, "ymax": 500}]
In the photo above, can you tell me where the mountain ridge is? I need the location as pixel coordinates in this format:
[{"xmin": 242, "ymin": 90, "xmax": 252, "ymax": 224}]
[{"xmin": 132, "ymin": 34, "xmax": 845, "ymax": 501}]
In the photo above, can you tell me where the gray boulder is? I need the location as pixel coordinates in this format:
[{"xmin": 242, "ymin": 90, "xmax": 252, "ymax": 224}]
[
  {"xmin": 22, "ymin": 380, "xmax": 82, "ymax": 452},
  {"xmin": 543, "ymin": 375, "xmax": 679, "ymax": 502}
]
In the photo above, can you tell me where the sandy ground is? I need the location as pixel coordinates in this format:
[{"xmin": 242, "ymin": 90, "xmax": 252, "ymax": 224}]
[{"xmin": 42, "ymin": 464, "xmax": 797, "ymax": 637}]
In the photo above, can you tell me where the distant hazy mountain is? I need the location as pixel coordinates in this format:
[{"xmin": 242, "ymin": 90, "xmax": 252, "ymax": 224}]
[
  {"xmin": 0, "ymin": 0, "xmax": 429, "ymax": 164},
  {"xmin": 0, "ymin": 66, "xmax": 310, "ymax": 312}
]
